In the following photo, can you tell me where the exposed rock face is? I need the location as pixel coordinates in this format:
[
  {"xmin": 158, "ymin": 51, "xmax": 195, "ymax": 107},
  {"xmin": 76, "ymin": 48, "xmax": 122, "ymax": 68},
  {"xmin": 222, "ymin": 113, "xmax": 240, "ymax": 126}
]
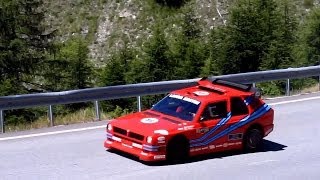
[{"xmin": 44, "ymin": 0, "xmax": 320, "ymax": 66}]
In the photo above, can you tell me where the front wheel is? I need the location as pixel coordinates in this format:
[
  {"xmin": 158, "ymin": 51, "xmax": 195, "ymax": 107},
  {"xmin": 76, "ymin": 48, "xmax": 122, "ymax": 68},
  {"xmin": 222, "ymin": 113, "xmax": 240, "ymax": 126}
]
[
  {"xmin": 243, "ymin": 127, "xmax": 263, "ymax": 152},
  {"xmin": 166, "ymin": 136, "xmax": 189, "ymax": 162}
]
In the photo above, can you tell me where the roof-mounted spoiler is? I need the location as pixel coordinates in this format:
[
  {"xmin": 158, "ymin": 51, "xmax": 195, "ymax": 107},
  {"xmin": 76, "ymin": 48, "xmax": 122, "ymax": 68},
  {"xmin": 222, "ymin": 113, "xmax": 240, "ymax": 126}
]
[{"xmin": 199, "ymin": 77, "xmax": 261, "ymax": 97}]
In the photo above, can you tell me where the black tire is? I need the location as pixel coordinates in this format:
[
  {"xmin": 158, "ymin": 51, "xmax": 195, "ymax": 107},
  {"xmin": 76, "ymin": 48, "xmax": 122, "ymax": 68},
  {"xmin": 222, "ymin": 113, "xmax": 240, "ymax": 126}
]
[
  {"xmin": 243, "ymin": 127, "xmax": 263, "ymax": 152},
  {"xmin": 166, "ymin": 136, "xmax": 189, "ymax": 162}
]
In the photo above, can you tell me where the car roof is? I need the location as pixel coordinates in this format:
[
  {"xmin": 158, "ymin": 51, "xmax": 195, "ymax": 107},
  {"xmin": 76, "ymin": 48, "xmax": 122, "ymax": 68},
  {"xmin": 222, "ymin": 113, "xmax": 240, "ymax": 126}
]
[{"xmin": 171, "ymin": 78, "xmax": 253, "ymax": 104}]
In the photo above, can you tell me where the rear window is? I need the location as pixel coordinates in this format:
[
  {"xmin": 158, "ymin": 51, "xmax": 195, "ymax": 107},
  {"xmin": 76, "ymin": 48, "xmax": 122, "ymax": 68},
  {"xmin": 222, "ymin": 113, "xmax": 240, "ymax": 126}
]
[
  {"xmin": 231, "ymin": 97, "xmax": 248, "ymax": 116},
  {"xmin": 246, "ymin": 95, "xmax": 263, "ymax": 110}
]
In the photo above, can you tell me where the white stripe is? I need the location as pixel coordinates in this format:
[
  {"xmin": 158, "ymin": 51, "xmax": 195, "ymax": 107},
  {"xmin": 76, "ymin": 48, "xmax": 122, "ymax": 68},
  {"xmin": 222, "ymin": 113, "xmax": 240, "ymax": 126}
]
[
  {"xmin": 1, "ymin": 95, "xmax": 320, "ymax": 141},
  {"xmin": 111, "ymin": 136, "xmax": 122, "ymax": 142},
  {"xmin": 132, "ymin": 143, "xmax": 143, "ymax": 149},
  {"xmin": 0, "ymin": 125, "xmax": 105, "ymax": 141},
  {"xmin": 268, "ymin": 96, "xmax": 320, "ymax": 106}
]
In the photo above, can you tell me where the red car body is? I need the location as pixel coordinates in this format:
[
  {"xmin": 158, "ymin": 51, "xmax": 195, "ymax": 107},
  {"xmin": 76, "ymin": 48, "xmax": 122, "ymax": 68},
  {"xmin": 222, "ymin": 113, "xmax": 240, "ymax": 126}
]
[{"xmin": 104, "ymin": 78, "xmax": 274, "ymax": 162}]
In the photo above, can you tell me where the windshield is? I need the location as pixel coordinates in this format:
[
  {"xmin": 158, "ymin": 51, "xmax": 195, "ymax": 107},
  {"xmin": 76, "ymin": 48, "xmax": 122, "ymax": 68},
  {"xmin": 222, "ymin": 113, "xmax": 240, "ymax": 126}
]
[{"xmin": 151, "ymin": 94, "xmax": 200, "ymax": 121}]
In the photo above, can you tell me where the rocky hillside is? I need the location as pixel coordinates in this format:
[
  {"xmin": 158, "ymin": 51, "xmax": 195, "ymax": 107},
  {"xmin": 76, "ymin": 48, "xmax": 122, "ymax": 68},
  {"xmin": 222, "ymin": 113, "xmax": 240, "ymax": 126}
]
[{"xmin": 43, "ymin": 0, "xmax": 320, "ymax": 66}]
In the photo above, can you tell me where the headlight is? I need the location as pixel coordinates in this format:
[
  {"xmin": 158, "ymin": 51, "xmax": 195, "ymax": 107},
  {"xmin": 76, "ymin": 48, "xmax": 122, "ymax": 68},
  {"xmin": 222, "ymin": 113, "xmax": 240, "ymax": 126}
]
[
  {"xmin": 147, "ymin": 136, "xmax": 153, "ymax": 144},
  {"xmin": 107, "ymin": 123, "xmax": 112, "ymax": 131}
]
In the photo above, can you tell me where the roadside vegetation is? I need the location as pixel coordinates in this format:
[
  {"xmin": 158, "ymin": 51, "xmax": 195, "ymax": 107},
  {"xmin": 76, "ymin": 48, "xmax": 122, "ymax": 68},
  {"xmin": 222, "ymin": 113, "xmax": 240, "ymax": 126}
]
[{"xmin": 1, "ymin": 0, "xmax": 320, "ymax": 132}]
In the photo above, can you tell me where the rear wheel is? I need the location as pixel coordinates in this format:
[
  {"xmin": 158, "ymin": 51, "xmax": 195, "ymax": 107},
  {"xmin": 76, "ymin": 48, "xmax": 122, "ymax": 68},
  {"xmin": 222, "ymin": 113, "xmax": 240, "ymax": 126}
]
[
  {"xmin": 166, "ymin": 136, "xmax": 189, "ymax": 162},
  {"xmin": 243, "ymin": 127, "xmax": 263, "ymax": 152}
]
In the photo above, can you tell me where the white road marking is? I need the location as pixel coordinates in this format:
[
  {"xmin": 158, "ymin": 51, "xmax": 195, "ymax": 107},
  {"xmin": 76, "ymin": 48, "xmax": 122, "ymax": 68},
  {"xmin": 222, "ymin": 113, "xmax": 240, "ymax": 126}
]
[
  {"xmin": 268, "ymin": 96, "xmax": 320, "ymax": 106},
  {"xmin": 264, "ymin": 91, "xmax": 319, "ymax": 100},
  {"xmin": 0, "ymin": 125, "xmax": 105, "ymax": 141},
  {"xmin": 248, "ymin": 160, "xmax": 278, "ymax": 166},
  {"xmin": 1, "ymin": 95, "xmax": 320, "ymax": 141}
]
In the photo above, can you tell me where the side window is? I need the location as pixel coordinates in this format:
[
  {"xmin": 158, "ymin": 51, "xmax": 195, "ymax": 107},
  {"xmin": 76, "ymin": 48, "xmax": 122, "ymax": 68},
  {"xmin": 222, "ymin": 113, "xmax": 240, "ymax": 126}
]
[
  {"xmin": 231, "ymin": 97, "xmax": 248, "ymax": 116},
  {"xmin": 202, "ymin": 101, "xmax": 227, "ymax": 120}
]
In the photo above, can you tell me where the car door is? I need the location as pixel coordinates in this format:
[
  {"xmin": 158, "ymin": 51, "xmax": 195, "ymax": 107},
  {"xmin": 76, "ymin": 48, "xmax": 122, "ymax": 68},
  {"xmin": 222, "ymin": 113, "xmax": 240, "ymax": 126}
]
[
  {"xmin": 223, "ymin": 96, "xmax": 250, "ymax": 148},
  {"xmin": 189, "ymin": 100, "xmax": 230, "ymax": 153}
]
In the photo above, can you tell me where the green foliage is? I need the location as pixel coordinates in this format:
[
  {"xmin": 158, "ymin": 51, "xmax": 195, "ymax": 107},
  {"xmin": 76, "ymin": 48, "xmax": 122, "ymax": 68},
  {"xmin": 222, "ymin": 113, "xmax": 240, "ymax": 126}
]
[
  {"xmin": 128, "ymin": 23, "xmax": 173, "ymax": 83},
  {"xmin": 261, "ymin": 0, "xmax": 298, "ymax": 70},
  {"xmin": 297, "ymin": 7, "xmax": 320, "ymax": 66},
  {"xmin": 173, "ymin": 6, "xmax": 207, "ymax": 79},
  {"xmin": 108, "ymin": 105, "xmax": 130, "ymax": 118},
  {"xmin": 220, "ymin": 0, "xmax": 281, "ymax": 73},
  {"xmin": 303, "ymin": 0, "xmax": 314, "ymax": 9},
  {"xmin": 41, "ymin": 37, "xmax": 94, "ymax": 91},
  {"xmin": 0, "ymin": 0, "xmax": 53, "ymax": 94},
  {"xmin": 201, "ymin": 27, "xmax": 227, "ymax": 76},
  {"xmin": 99, "ymin": 44, "xmax": 136, "ymax": 112}
]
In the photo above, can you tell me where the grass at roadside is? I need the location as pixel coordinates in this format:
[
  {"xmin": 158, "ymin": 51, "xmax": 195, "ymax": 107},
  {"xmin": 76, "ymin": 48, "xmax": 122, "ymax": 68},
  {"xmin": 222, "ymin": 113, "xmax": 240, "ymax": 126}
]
[{"xmin": 5, "ymin": 108, "xmax": 111, "ymax": 133}]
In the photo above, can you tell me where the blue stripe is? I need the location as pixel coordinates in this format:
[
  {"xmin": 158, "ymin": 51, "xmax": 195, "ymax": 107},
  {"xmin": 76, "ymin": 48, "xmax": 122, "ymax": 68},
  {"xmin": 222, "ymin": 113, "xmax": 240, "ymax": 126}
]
[
  {"xmin": 190, "ymin": 112, "xmax": 231, "ymax": 143},
  {"xmin": 143, "ymin": 144, "xmax": 159, "ymax": 151},
  {"xmin": 191, "ymin": 104, "xmax": 270, "ymax": 147},
  {"xmin": 190, "ymin": 97, "xmax": 252, "ymax": 144}
]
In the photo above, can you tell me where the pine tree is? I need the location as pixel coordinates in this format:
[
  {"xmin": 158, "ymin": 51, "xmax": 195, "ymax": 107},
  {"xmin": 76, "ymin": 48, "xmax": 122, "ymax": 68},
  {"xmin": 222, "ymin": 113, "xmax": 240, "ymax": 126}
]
[
  {"xmin": 298, "ymin": 7, "xmax": 320, "ymax": 66},
  {"xmin": 174, "ymin": 6, "xmax": 206, "ymax": 79},
  {"xmin": 215, "ymin": 0, "xmax": 281, "ymax": 74},
  {"xmin": 261, "ymin": 0, "xmax": 298, "ymax": 70},
  {"xmin": 0, "ymin": 0, "xmax": 53, "ymax": 94},
  {"xmin": 140, "ymin": 24, "xmax": 173, "ymax": 82}
]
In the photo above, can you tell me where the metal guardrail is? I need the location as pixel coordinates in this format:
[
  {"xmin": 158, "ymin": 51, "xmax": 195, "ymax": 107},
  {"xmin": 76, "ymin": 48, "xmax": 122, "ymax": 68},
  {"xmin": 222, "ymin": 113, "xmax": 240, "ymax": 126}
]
[{"xmin": 0, "ymin": 65, "xmax": 320, "ymax": 133}]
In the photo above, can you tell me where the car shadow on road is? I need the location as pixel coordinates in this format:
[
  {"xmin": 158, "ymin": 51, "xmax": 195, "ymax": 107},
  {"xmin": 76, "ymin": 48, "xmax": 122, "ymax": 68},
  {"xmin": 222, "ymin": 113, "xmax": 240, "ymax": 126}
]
[{"xmin": 106, "ymin": 139, "xmax": 287, "ymax": 166}]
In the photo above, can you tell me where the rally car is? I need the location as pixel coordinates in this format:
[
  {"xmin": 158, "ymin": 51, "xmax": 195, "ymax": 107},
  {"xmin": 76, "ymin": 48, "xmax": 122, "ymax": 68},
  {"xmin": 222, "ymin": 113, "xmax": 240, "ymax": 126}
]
[{"xmin": 104, "ymin": 78, "xmax": 274, "ymax": 162}]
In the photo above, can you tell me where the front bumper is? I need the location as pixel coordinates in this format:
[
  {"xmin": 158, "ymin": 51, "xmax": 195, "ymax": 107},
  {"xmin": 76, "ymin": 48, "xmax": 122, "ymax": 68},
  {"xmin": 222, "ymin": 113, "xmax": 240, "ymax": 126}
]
[{"xmin": 104, "ymin": 133, "xmax": 166, "ymax": 162}]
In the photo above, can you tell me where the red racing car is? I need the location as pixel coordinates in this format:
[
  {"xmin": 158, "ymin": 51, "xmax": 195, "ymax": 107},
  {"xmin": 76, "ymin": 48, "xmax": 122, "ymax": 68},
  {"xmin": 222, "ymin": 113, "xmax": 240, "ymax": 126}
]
[{"xmin": 104, "ymin": 78, "xmax": 274, "ymax": 162}]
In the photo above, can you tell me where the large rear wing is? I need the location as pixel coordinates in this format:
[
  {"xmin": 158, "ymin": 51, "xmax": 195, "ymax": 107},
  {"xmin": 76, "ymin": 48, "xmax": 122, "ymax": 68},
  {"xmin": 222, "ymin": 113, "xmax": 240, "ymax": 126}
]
[{"xmin": 199, "ymin": 77, "xmax": 261, "ymax": 98}]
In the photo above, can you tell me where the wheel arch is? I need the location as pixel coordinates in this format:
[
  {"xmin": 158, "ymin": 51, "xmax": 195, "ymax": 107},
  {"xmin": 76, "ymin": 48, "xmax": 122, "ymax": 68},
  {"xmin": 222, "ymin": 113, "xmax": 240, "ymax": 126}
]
[{"xmin": 247, "ymin": 123, "xmax": 264, "ymax": 136}]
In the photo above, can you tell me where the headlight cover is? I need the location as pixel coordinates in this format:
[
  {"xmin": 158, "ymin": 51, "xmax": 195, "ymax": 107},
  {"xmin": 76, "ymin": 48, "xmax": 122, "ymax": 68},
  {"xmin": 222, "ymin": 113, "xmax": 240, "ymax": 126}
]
[
  {"xmin": 107, "ymin": 123, "xmax": 113, "ymax": 131},
  {"xmin": 147, "ymin": 136, "xmax": 153, "ymax": 144}
]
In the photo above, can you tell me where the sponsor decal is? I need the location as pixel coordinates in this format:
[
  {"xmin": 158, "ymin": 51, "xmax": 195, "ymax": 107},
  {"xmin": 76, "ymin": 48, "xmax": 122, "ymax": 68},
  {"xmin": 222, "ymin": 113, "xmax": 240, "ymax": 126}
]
[
  {"xmin": 141, "ymin": 152, "xmax": 148, "ymax": 156},
  {"xmin": 193, "ymin": 91, "xmax": 209, "ymax": 96},
  {"xmin": 132, "ymin": 143, "xmax": 143, "ymax": 149},
  {"xmin": 178, "ymin": 125, "xmax": 194, "ymax": 131},
  {"xmin": 122, "ymin": 143, "xmax": 133, "ymax": 148},
  {"xmin": 193, "ymin": 91, "xmax": 210, "ymax": 96},
  {"xmin": 169, "ymin": 94, "xmax": 200, "ymax": 105},
  {"xmin": 228, "ymin": 133, "xmax": 243, "ymax": 141},
  {"xmin": 183, "ymin": 97, "xmax": 200, "ymax": 105},
  {"xmin": 190, "ymin": 142, "xmax": 240, "ymax": 152},
  {"xmin": 154, "ymin": 129, "xmax": 169, "ymax": 135},
  {"xmin": 154, "ymin": 155, "xmax": 166, "ymax": 160},
  {"xmin": 169, "ymin": 94, "xmax": 184, "ymax": 99},
  {"xmin": 197, "ymin": 127, "xmax": 210, "ymax": 134},
  {"xmin": 141, "ymin": 118, "xmax": 159, "ymax": 124}
]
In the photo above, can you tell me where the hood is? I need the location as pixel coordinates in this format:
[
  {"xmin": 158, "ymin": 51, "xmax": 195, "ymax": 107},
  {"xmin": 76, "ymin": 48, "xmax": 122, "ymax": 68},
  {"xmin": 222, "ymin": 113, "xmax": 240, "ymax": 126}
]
[{"xmin": 111, "ymin": 110, "xmax": 186, "ymax": 136}]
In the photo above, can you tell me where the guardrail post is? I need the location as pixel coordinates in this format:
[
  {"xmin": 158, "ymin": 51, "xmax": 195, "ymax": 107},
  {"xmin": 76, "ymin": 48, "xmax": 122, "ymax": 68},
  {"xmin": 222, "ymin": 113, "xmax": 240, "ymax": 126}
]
[
  {"xmin": 94, "ymin": 100, "xmax": 101, "ymax": 121},
  {"xmin": 0, "ymin": 110, "xmax": 4, "ymax": 133},
  {"xmin": 286, "ymin": 79, "xmax": 290, "ymax": 96},
  {"xmin": 137, "ymin": 96, "xmax": 142, "ymax": 112},
  {"xmin": 318, "ymin": 75, "xmax": 320, "ymax": 91},
  {"xmin": 48, "ymin": 105, "xmax": 54, "ymax": 126},
  {"xmin": 252, "ymin": 83, "xmax": 256, "ymax": 88}
]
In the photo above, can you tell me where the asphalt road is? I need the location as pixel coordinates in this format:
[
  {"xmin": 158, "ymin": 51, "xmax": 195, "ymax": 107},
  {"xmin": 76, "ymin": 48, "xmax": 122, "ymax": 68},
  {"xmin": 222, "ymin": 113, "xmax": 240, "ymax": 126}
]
[{"xmin": 1, "ymin": 93, "xmax": 320, "ymax": 180}]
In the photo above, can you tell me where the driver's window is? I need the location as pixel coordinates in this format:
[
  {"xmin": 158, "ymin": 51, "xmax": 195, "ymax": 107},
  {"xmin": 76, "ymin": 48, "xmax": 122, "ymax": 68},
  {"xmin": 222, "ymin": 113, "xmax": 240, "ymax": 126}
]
[{"xmin": 202, "ymin": 101, "xmax": 227, "ymax": 121}]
